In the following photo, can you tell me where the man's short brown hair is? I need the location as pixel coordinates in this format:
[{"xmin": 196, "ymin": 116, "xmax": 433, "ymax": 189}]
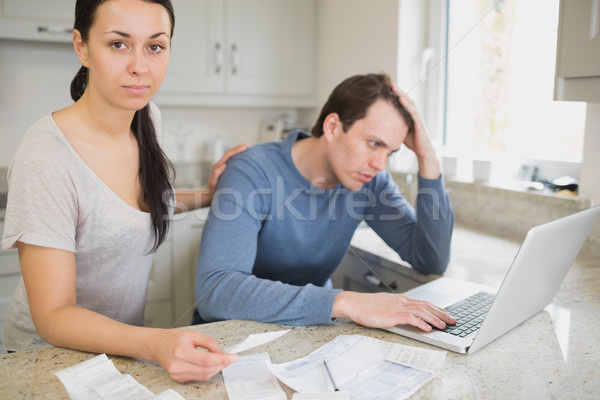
[{"xmin": 311, "ymin": 73, "xmax": 414, "ymax": 138}]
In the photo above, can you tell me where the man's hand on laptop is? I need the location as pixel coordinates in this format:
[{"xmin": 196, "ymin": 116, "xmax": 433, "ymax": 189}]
[{"xmin": 332, "ymin": 291, "xmax": 456, "ymax": 332}]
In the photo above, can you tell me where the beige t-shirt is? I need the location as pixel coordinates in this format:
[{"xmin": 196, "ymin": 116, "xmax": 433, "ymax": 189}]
[{"xmin": 1, "ymin": 113, "xmax": 162, "ymax": 351}]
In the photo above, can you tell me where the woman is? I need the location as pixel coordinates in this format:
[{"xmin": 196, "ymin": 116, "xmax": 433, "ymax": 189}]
[{"xmin": 1, "ymin": 0, "xmax": 245, "ymax": 382}]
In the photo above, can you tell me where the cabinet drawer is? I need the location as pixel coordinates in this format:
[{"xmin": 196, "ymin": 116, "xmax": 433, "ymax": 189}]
[
  {"xmin": 0, "ymin": 275, "xmax": 20, "ymax": 320},
  {"xmin": 0, "ymin": 251, "xmax": 20, "ymax": 275},
  {"xmin": 146, "ymin": 239, "xmax": 172, "ymax": 302},
  {"xmin": 1, "ymin": 219, "xmax": 20, "ymax": 275},
  {"xmin": 144, "ymin": 301, "xmax": 172, "ymax": 329},
  {"xmin": 0, "ymin": 0, "xmax": 75, "ymax": 43},
  {"xmin": 332, "ymin": 247, "xmax": 426, "ymax": 293}
]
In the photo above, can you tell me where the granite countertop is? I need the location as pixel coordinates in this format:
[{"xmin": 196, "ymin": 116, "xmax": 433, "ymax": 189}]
[{"xmin": 1, "ymin": 226, "xmax": 599, "ymax": 399}]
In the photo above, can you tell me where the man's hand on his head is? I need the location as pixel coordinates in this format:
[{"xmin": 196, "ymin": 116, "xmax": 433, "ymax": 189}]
[{"xmin": 393, "ymin": 87, "xmax": 441, "ymax": 180}]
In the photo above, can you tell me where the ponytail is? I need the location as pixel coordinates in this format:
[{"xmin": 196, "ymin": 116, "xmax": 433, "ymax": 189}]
[
  {"xmin": 70, "ymin": 66, "xmax": 88, "ymax": 101},
  {"xmin": 132, "ymin": 105, "xmax": 174, "ymax": 252}
]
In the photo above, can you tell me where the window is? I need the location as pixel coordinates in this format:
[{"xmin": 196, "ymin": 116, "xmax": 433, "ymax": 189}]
[{"xmin": 396, "ymin": 0, "xmax": 587, "ymax": 183}]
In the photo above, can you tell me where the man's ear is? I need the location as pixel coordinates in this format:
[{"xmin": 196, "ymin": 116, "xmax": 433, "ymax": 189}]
[
  {"xmin": 322, "ymin": 113, "xmax": 341, "ymax": 143},
  {"xmin": 72, "ymin": 29, "xmax": 90, "ymax": 68}
]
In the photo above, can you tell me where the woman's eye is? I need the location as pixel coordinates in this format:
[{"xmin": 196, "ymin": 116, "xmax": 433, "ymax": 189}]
[
  {"xmin": 368, "ymin": 141, "xmax": 378, "ymax": 148},
  {"xmin": 148, "ymin": 44, "xmax": 165, "ymax": 53},
  {"xmin": 110, "ymin": 41, "xmax": 126, "ymax": 50}
]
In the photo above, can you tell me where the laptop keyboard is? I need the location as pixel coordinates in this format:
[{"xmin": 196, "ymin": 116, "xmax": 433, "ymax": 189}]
[{"xmin": 442, "ymin": 291, "xmax": 495, "ymax": 337}]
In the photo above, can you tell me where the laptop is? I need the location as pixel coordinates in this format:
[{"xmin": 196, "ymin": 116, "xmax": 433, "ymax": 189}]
[{"xmin": 385, "ymin": 205, "xmax": 600, "ymax": 354}]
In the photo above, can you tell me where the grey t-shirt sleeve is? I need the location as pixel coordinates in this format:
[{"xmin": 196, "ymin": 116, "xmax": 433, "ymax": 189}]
[{"xmin": 1, "ymin": 124, "xmax": 78, "ymax": 252}]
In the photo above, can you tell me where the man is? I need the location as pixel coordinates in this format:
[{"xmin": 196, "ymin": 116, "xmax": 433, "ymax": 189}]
[{"xmin": 195, "ymin": 73, "xmax": 456, "ymax": 332}]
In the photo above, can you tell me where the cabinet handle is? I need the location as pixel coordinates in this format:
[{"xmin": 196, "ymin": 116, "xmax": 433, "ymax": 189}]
[
  {"xmin": 420, "ymin": 47, "xmax": 435, "ymax": 81},
  {"xmin": 37, "ymin": 26, "xmax": 72, "ymax": 35},
  {"xmin": 215, "ymin": 42, "xmax": 223, "ymax": 74},
  {"xmin": 231, "ymin": 43, "xmax": 240, "ymax": 75},
  {"xmin": 364, "ymin": 273, "xmax": 398, "ymax": 292},
  {"xmin": 364, "ymin": 273, "xmax": 382, "ymax": 287},
  {"xmin": 592, "ymin": 0, "xmax": 600, "ymax": 39}
]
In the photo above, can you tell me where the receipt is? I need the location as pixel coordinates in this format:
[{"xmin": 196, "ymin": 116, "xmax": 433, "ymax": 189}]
[
  {"xmin": 292, "ymin": 391, "xmax": 350, "ymax": 400},
  {"xmin": 53, "ymin": 354, "xmax": 184, "ymax": 400},
  {"xmin": 226, "ymin": 329, "xmax": 291, "ymax": 353},
  {"xmin": 292, "ymin": 392, "xmax": 351, "ymax": 399},
  {"xmin": 269, "ymin": 335, "xmax": 435, "ymax": 399},
  {"xmin": 385, "ymin": 343, "xmax": 447, "ymax": 374},
  {"xmin": 222, "ymin": 352, "xmax": 286, "ymax": 400}
]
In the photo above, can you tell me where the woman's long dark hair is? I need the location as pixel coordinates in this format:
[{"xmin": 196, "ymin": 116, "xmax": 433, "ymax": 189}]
[{"xmin": 70, "ymin": 0, "xmax": 176, "ymax": 251}]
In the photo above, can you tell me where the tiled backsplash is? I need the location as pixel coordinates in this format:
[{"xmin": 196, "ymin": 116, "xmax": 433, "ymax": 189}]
[{"xmin": 391, "ymin": 171, "xmax": 599, "ymax": 259}]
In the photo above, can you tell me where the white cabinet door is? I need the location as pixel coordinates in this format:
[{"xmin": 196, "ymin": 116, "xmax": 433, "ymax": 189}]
[
  {"xmin": 146, "ymin": 236, "xmax": 173, "ymax": 304},
  {"xmin": 144, "ymin": 230, "xmax": 174, "ymax": 328},
  {"xmin": 156, "ymin": 0, "xmax": 317, "ymax": 107},
  {"xmin": 555, "ymin": 0, "xmax": 600, "ymax": 102},
  {"xmin": 171, "ymin": 211, "xmax": 206, "ymax": 327},
  {"xmin": 0, "ymin": 0, "xmax": 74, "ymax": 43},
  {"xmin": 0, "ymin": 220, "xmax": 20, "ymax": 348},
  {"xmin": 144, "ymin": 302, "xmax": 173, "ymax": 329},
  {"xmin": 226, "ymin": 0, "xmax": 317, "ymax": 97},
  {"xmin": 159, "ymin": 0, "xmax": 224, "ymax": 97}
]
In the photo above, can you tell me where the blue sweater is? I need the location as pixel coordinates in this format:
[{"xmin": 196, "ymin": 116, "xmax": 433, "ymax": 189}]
[{"xmin": 195, "ymin": 131, "xmax": 454, "ymax": 325}]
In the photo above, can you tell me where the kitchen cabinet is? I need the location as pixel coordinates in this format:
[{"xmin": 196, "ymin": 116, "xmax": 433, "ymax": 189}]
[
  {"xmin": 554, "ymin": 0, "xmax": 600, "ymax": 102},
  {"xmin": 144, "ymin": 230, "xmax": 175, "ymax": 329},
  {"xmin": 171, "ymin": 210, "xmax": 206, "ymax": 327},
  {"xmin": 156, "ymin": 0, "xmax": 317, "ymax": 107},
  {"xmin": 0, "ymin": 0, "xmax": 317, "ymax": 107},
  {"xmin": 0, "ymin": 218, "xmax": 20, "ymax": 353},
  {"xmin": 144, "ymin": 210, "xmax": 207, "ymax": 329},
  {"xmin": 0, "ymin": 0, "xmax": 74, "ymax": 43},
  {"xmin": 332, "ymin": 246, "xmax": 425, "ymax": 294}
]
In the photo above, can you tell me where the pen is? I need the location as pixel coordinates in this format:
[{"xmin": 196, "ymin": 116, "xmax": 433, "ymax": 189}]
[{"xmin": 323, "ymin": 359, "xmax": 339, "ymax": 391}]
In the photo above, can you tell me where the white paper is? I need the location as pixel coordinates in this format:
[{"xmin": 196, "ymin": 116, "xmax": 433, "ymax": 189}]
[
  {"xmin": 222, "ymin": 352, "xmax": 286, "ymax": 400},
  {"xmin": 54, "ymin": 354, "xmax": 122, "ymax": 400},
  {"xmin": 292, "ymin": 391, "xmax": 351, "ymax": 399},
  {"xmin": 386, "ymin": 343, "xmax": 447, "ymax": 374},
  {"xmin": 53, "ymin": 354, "xmax": 184, "ymax": 400},
  {"xmin": 93, "ymin": 374, "xmax": 156, "ymax": 399},
  {"xmin": 226, "ymin": 329, "xmax": 291, "ymax": 353},
  {"xmin": 269, "ymin": 335, "xmax": 391, "ymax": 393},
  {"xmin": 341, "ymin": 359, "xmax": 433, "ymax": 400},
  {"xmin": 269, "ymin": 335, "xmax": 434, "ymax": 400}
]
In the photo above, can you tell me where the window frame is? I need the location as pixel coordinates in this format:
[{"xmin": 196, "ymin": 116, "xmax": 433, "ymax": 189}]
[{"xmin": 395, "ymin": 0, "xmax": 585, "ymax": 185}]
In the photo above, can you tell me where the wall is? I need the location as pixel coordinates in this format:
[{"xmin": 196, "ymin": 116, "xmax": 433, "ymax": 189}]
[
  {"xmin": 297, "ymin": 0, "xmax": 404, "ymax": 131},
  {"xmin": 315, "ymin": 0, "xmax": 401, "ymax": 104},
  {"xmin": 158, "ymin": 106, "xmax": 301, "ymax": 187},
  {"xmin": 0, "ymin": 40, "xmax": 77, "ymax": 165}
]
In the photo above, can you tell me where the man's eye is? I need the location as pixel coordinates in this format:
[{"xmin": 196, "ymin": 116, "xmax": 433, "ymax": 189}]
[{"xmin": 368, "ymin": 141, "xmax": 379, "ymax": 148}]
